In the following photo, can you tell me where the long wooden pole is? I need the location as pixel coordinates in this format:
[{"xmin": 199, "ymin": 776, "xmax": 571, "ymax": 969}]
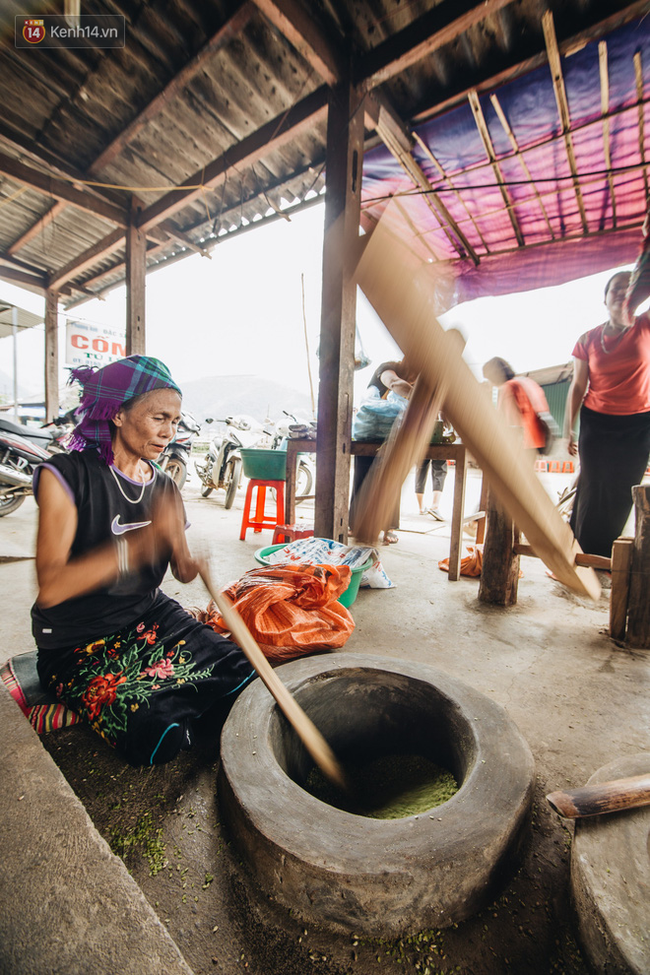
[
  {"xmin": 354, "ymin": 210, "xmax": 600, "ymax": 600},
  {"xmin": 200, "ymin": 564, "xmax": 348, "ymax": 791}
]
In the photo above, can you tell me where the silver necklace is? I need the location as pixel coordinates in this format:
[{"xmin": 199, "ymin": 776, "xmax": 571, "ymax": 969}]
[
  {"xmin": 600, "ymin": 322, "xmax": 626, "ymax": 355},
  {"xmin": 110, "ymin": 464, "xmax": 147, "ymax": 504}
]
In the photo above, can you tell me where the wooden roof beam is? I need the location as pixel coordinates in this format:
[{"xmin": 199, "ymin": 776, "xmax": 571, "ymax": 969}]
[
  {"xmin": 541, "ymin": 10, "xmax": 589, "ymax": 235},
  {"xmin": 0, "ymin": 151, "xmax": 128, "ymax": 226},
  {"xmin": 252, "ymin": 0, "xmax": 345, "ymax": 87},
  {"xmin": 157, "ymin": 220, "xmax": 212, "ymax": 258},
  {"xmin": 46, "ymin": 88, "xmax": 328, "ymax": 287},
  {"xmin": 357, "ymin": 0, "xmax": 516, "ymax": 91},
  {"xmin": 599, "ymin": 41, "xmax": 618, "ymax": 227},
  {"xmin": 489, "ymin": 93, "xmax": 555, "ymax": 240},
  {"xmin": 137, "ymin": 86, "xmax": 328, "ymax": 231},
  {"xmin": 0, "ymin": 265, "xmax": 47, "ymax": 291},
  {"xmin": 468, "ymin": 90, "xmax": 524, "ymax": 247},
  {"xmin": 88, "ymin": 2, "xmax": 257, "ymax": 176},
  {"xmin": 411, "ymin": 131, "xmax": 490, "ymax": 252},
  {"xmin": 48, "ymin": 228, "xmax": 125, "ymax": 292},
  {"xmin": 366, "ymin": 92, "xmax": 480, "ymax": 264},
  {"xmin": 6, "ymin": 200, "xmax": 68, "ymax": 256},
  {"xmin": 634, "ymin": 52, "xmax": 648, "ymax": 202},
  {"xmin": 410, "ymin": 1, "xmax": 650, "ymax": 127},
  {"xmin": 63, "ymin": 191, "xmax": 328, "ymax": 309},
  {"xmin": 72, "ymin": 240, "xmax": 171, "ymax": 293}
]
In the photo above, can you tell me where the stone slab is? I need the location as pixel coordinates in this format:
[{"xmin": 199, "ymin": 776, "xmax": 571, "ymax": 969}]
[
  {"xmin": 571, "ymin": 753, "xmax": 650, "ymax": 974},
  {"xmin": 0, "ymin": 683, "xmax": 194, "ymax": 975}
]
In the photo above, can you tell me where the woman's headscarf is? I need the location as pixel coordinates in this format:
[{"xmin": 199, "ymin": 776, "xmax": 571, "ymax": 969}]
[{"xmin": 66, "ymin": 355, "xmax": 182, "ymax": 466}]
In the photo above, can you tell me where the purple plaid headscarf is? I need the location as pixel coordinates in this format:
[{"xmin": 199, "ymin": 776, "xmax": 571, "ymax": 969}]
[{"xmin": 67, "ymin": 355, "xmax": 182, "ymax": 466}]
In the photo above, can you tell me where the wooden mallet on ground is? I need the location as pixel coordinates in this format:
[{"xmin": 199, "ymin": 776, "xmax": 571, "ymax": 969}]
[
  {"xmin": 199, "ymin": 562, "xmax": 348, "ymax": 792},
  {"xmin": 546, "ymin": 772, "xmax": 650, "ymax": 818}
]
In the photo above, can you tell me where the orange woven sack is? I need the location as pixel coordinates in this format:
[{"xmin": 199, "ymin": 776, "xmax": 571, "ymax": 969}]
[
  {"xmin": 195, "ymin": 564, "xmax": 355, "ymax": 662},
  {"xmin": 438, "ymin": 544, "xmax": 483, "ymax": 577}
]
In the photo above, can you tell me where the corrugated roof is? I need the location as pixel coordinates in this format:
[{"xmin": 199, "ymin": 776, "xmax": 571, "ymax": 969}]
[{"xmin": 0, "ymin": 0, "xmax": 647, "ymax": 307}]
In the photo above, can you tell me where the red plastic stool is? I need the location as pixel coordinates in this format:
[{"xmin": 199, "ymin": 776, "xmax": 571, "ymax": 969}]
[
  {"xmin": 240, "ymin": 479, "xmax": 286, "ymax": 540},
  {"xmin": 272, "ymin": 524, "xmax": 314, "ymax": 544}
]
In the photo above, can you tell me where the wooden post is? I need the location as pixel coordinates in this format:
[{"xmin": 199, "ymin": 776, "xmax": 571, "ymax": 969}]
[
  {"xmin": 315, "ymin": 63, "xmax": 364, "ymax": 543},
  {"xmin": 625, "ymin": 485, "xmax": 650, "ymax": 648},
  {"xmin": 125, "ymin": 205, "xmax": 146, "ymax": 355},
  {"xmin": 478, "ymin": 486, "xmax": 521, "ymax": 605},
  {"xmin": 609, "ymin": 537, "xmax": 633, "ymax": 643},
  {"xmin": 476, "ymin": 472, "xmax": 488, "ymax": 544},
  {"xmin": 44, "ymin": 289, "xmax": 59, "ymax": 421}
]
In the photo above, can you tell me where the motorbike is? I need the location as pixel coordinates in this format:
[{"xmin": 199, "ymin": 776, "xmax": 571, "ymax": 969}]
[
  {"xmin": 0, "ymin": 413, "xmax": 72, "ymax": 456},
  {"xmin": 158, "ymin": 410, "xmax": 201, "ymax": 489},
  {"xmin": 0, "ymin": 428, "xmax": 51, "ymax": 516},
  {"xmin": 269, "ymin": 411, "xmax": 315, "ymax": 499},
  {"xmin": 194, "ymin": 414, "xmax": 267, "ymax": 508}
]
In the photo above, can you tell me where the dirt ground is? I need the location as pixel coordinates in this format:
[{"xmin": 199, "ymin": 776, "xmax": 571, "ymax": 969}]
[{"xmin": 5, "ymin": 467, "xmax": 648, "ymax": 975}]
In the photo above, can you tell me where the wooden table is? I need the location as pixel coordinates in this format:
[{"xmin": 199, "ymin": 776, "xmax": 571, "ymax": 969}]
[{"xmin": 284, "ymin": 439, "xmax": 473, "ymax": 581}]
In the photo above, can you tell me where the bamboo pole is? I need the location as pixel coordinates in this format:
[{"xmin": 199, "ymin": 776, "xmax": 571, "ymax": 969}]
[{"xmin": 354, "ymin": 208, "xmax": 600, "ymax": 600}]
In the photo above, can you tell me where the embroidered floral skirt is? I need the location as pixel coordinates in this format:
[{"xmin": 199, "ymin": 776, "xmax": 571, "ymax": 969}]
[{"xmin": 37, "ymin": 592, "xmax": 255, "ymax": 766}]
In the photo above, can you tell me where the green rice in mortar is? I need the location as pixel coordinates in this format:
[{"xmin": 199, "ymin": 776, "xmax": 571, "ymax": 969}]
[{"xmin": 305, "ymin": 754, "xmax": 458, "ymax": 819}]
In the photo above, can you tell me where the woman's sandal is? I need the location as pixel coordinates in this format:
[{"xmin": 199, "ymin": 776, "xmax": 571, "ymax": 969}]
[{"xmin": 383, "ymin": 530, "xmax": 399, "ymax": 545}]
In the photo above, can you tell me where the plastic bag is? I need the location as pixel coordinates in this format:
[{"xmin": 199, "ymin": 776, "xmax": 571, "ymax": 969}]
[
  {"xmin": 264, "ymin": 536, "xmax": 376, "ymax": 570},
  {"xmin": 360, "ymin": 559, "xmax": 395, "ymax": 589},
  {"xmin": 194, "ymin": 564, "xmax": 355, "ymax": 662},
  {"xmin": 352, "ymin": 387, "xmax": 408, "ymax": 441}
]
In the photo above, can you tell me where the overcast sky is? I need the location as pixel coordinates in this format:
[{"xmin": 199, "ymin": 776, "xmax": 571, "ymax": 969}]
[{"xmin": 0, "ymin": 201, "xmax": 635, "ymax": 409}]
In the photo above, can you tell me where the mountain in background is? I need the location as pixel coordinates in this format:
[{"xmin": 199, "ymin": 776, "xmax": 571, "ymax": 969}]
[
  {"xmin": 0, "ymin": 366, "xmax": 35, "ymax": 405},
  {"xmin": 178, "ymin": 374, "xmax": 315, "ymax": 425}
]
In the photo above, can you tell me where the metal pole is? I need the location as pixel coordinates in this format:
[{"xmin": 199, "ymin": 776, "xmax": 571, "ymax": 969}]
[{"xmin": 11, "ymin": 305, "xmax": 18, "ymax": 419}]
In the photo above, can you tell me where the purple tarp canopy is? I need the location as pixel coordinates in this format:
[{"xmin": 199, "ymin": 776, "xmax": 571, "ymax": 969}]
[{"xmin": 361, "ymin": 16, "xmax": 650, "ymax": 306}]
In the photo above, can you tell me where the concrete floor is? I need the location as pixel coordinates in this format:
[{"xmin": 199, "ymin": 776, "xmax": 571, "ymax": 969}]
[{"xmin": 1, "ymin": 465, "xmax": 648, "ymax": 974}]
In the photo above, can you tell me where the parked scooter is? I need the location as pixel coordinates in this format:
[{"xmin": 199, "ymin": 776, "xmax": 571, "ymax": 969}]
[
  {"xmin": 194, "ymin": 414, "xmax": 267, "ymax": 508},
  {"xmin": 0, "ymin": 428, "xmax": 51, "ymax": 516},
  {"xmin": 269, "ymin": 410, "xmax": 315, "ymax": 498},
  {"xmin": 0, "ymin": 413, "xmax": 72, "ymax": 456},
  {"xmin": 158, "ymin": 410, "xmax": 201, "ymax": 489}
]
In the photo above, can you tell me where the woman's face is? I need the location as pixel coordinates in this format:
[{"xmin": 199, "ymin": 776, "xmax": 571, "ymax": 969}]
[
  {"xmin": 112, "ymin": 388, "xmax": 182, "ymax": 461},
  {"xmin": 605, "ymin": 272, "xmax": 631, "ymax": 322}
]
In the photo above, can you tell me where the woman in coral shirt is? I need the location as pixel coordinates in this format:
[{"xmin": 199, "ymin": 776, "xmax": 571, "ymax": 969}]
[{"xmin": 564, "ymin": 258, "xmax": 650, "ymax": 557}]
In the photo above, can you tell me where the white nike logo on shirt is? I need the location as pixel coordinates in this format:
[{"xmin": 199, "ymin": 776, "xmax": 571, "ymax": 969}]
[{"xmin": 111, "ymin": 515, "xmax": 152, "ymax": 535}]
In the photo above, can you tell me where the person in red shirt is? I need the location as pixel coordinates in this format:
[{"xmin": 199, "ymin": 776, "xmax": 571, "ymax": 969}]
[
  {"xmin": 482, "ymin": 357, "xmax": 551, "ymax": 451},
  {"xmin": 564, "ymin": 233, "xmax": 650, "ymax": 557}
]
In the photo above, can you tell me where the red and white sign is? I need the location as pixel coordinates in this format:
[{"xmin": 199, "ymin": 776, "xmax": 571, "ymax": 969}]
[{"xmin": 66, "ymin": 320, "xmax": 126, "ymax": 368}]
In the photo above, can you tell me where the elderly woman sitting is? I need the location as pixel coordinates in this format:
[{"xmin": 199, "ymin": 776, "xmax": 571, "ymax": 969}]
[{"xmin": 32, "ymin": 355, "xmax": 254, "ymax": 766}]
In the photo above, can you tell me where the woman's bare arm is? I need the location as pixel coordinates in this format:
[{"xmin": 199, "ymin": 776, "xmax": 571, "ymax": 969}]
[
  {"xmin": 379, "ymin": 368, "xmax": 414, "ymax": 399},
  {"xmin": 35, "ymin": 469, "xmax": 121, "ymax": 608},
  {"xmin": 564, "ymin": 357, "xmax": 589, "ymax": 456}
]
